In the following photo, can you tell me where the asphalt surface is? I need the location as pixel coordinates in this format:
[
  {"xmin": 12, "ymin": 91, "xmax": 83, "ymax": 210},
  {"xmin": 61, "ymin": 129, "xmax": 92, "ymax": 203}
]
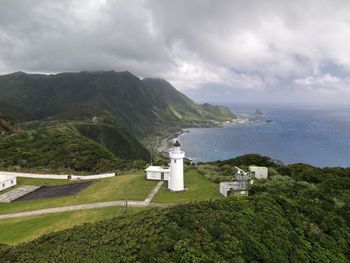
[{"xmin": 15, "ymin": 181, "xmax": 93, "ymax": 201}]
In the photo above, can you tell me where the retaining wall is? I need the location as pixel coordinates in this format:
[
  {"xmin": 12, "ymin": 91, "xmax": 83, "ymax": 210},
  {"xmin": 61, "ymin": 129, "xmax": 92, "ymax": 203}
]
[{"xmin": 0, "ymin": 171, "xmax": 115, "ymax": 180}]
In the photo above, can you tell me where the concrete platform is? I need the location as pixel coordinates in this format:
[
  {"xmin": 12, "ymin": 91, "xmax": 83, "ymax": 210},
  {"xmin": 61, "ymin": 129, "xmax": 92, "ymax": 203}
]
[{"xmin": 0, "ymin": 185, "xmax": 41, "ymax": 203}]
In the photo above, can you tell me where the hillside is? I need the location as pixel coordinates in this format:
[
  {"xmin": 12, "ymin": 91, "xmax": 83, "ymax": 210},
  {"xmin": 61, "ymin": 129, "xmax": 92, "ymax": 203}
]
[
  {"xmin": 0, "ymin": 122, "xmax": 122, "ymax": 172},
  {"xmin": 0, "ymin": 71, "xmax": 235, "ymax": 172},
  {"xmin": 0, "ymin": 115, "xmax": 18, "ymax": 135},
  {"xmin": 1, "ymin": 195, "xmax": 348, "ymax": 262},
  {"xmin": 0, "ymin": 71, "xmax": 235, "ymax": 138}
]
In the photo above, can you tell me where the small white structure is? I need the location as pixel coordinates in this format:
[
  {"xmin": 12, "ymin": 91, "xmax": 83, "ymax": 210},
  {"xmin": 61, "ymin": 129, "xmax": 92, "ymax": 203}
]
[
  {"xmin": 0, "ymin": 174, "xmax": 17, "ymax": 192},
  {"xmin": 145, "ymin": 139, "xmax": 185, "ymax": 192},
  {"xmin": 249, "ymin": 166, "xmax": 268, "ymax": 179},
  {"xmin": 219, "ymin": 182, "xmax": 247, "ymax": 197},
  {"xmin": 145, "ymin": 166, "xmax": 170, "ymax": 181}
]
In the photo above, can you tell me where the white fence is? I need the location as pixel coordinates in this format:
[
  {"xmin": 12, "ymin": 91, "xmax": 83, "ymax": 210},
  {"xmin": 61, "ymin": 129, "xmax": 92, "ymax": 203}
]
[
  {"xmin": 71, "ymin": 173, "xmax": 115, "ymax": 180},
  {"xmin": 0, "ymin": 171, "xmax": 115, "ymax": 180},
  {"xmin": 0, "ymin": 171, "xmax": 69, "ymax": 179}
]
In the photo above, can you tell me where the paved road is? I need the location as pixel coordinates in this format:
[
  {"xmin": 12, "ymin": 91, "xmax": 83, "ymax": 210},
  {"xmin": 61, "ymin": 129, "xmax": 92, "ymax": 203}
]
[
  {"xmin": 0, "ymin": 179, "xmax": 170, "ymax": 220},
  {"xmin": 144, "ymin": 181, "xmax": 164, "ymax": 203}
]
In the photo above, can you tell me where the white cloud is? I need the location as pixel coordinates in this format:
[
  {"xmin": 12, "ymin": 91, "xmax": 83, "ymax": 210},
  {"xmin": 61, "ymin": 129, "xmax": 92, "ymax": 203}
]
[
  {"xmin": 294, "ymin": 73, "xmax": 350, "ymax": 95},
  {"xmin": 0, "ymin": 0, "xmax": 350, "ymax": 103}
]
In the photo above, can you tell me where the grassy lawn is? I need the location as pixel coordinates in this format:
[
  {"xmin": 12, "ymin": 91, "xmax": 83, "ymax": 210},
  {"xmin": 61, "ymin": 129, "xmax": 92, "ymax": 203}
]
[
  {"xmin": 15, "ymin": 177, "xmax": 73, "ymax": 186},
  {"xmin": 0, "ymin": 206, "xmax": 150, "ymax": 245},
  {"xmin": 0, "ymin": 172, "xmax": 157, "ymax": 215},
  {"xmin": 0, "ymin": 169, "xmax": 224, "ymax": 245},
  {"xmin": 152, "ymin": 169, "xmax": 223, "ymax": 203}
]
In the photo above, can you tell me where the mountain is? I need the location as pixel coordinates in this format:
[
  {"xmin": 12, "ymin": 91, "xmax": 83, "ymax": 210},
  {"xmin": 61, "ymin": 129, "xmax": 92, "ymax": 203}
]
[
  {"xmin": 0, "ymin": 71, "xmax": 235, "ymax": 172},
  {"xmin": 0, "ymin": 71, "xmax": 235, "ymax": 138}
]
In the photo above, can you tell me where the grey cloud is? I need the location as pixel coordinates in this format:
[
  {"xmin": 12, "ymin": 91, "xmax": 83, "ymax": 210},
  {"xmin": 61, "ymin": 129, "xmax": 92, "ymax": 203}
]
[{"xmin": 0, "ymin": 0, "xmax": 350, "ymax": 104}]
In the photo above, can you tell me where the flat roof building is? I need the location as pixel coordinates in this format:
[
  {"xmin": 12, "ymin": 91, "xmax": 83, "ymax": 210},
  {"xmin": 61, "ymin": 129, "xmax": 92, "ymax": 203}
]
[
  {"xmin": 145, "ymin": 166, "xmax": 170, "ymax": 181},
  {"xmin": 0, "ymin": 174, "xmax": 17, "ymax": 192},
  {"xmin": 219, "ymin": 181, "xmax": 248, "ymax": 197},
  {"xmin": 249, "ymin": 166, "xmax": 268, "ymax": 179}
]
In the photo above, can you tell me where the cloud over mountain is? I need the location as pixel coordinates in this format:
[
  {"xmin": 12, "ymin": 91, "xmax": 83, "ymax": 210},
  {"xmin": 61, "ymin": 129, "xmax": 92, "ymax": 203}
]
[{"xmin": 1, "ymin": 0, "xmax": 350, "ymax": 104}]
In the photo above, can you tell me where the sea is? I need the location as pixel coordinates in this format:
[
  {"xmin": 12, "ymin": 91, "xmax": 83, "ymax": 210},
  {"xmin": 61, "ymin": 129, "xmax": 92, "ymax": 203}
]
[{"xmin": 180, "ymin": 104, "xmax": 350, "ymax": 167}]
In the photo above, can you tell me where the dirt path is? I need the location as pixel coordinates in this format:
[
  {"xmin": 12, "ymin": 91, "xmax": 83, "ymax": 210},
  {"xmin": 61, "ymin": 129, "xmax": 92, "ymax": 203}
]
[{"xmin": 0, "ymin": 179, "xmax": 168, "ymax": 220}]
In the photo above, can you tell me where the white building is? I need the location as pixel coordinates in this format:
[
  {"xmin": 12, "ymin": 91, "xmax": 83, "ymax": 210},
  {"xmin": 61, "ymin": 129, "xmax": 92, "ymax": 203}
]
[
  {"xmin": 219, "ymin": 166, "xmax": 268, "ymax": 197},
  {"xmin": 0, "ymin": 174, "xmax": 17, "ymax": 192},
  {"xmin": 249, "ymin": 166, "xmax": 268, "ymax": 179},
  {"xmin": 168, "ymin": 140, "xmax": 185, "ymax": 191},
  {"xmin": 219, "ymin": 181, "xmax": 248, "ymax": 197},
  {"xmin": 145, "ymin": 139, "xmax": 185, "ymax": 192},
  {"xmin": 145, "ymin": 166, "xmax": 170, "ymax": 181}
]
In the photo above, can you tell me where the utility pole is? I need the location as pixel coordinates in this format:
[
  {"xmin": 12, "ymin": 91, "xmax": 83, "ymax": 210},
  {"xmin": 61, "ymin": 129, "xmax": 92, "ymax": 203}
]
[{"xmin": 124, "ymin": 199, "xmax": 128, "ymax": 213}]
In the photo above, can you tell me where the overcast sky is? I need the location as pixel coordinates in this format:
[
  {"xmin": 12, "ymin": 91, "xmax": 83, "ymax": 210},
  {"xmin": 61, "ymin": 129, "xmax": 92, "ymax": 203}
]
[{"xmin": 1, "ymin": 0, "xmax": 350, "ymax": 105}]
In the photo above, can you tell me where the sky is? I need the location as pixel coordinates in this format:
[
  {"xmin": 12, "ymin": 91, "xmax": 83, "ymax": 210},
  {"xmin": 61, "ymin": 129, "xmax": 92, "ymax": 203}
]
[{"xmin": 1, "ymin": 0, "xmax": 350, "ymax": 105}]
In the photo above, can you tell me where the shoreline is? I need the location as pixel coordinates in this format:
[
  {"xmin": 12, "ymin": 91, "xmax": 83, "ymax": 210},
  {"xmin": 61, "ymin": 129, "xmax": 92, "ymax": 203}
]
[{"xmin": 156, "ymin": 116, "xmax": 250, "ymax": 155}]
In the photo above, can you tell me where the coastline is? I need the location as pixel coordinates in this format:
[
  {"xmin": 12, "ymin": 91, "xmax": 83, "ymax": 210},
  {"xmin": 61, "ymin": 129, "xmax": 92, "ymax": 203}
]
[{"xmin": 156, "ymin": 115, "xmax": 250, "ymax": 155}]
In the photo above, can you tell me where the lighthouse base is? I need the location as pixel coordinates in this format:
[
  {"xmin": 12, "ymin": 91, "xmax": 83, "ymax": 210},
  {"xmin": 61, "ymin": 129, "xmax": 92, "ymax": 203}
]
[{"xmin": 167, "ymin": 187, "xmax": 188, "ymax": 193}]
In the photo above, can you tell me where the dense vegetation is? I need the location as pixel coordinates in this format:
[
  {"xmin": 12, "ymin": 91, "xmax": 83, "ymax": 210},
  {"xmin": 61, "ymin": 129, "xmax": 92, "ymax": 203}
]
[
  {"xmin": 0, "ymin": 114, "xmax": 17, "ymax": 135},
  {"xmin": 1, "ymin": 196, "xmax": 348, "ymax": 262},
  {"xmin": 0, "ymin": 71, "xmax": 235, "ymax": 172},
  {"xmin": 1, "ymin": 154, "xmax": 349, "ymax": 262},
  {"xmin": 0, "ymin": 122, "xmax": 147, "ymax": 173}
]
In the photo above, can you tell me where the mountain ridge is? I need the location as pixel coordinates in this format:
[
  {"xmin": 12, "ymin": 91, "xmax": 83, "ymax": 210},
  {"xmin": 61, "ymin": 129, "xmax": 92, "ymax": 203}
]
[
  {"xmin": 0, "ymin": 70, "xmax": 235, "ymax": 172},
  {"xmin": 0, "ymin": 71, "xmax": 235, "ymax": 137}
]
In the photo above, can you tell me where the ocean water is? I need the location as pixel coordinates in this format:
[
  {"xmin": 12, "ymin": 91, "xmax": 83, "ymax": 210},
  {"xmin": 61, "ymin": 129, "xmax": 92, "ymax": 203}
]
[{"xmin": 180, "ymin": 104, "xmax": 350, "ymax": 167}]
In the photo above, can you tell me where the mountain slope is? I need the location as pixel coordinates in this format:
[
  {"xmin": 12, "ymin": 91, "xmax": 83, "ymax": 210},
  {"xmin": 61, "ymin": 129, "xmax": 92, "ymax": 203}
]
[
  {"xmin": 1, "ymin": 196, "xmax": 348, "ymax": 262},
  {"xmin": 0, "ymin": 71, "xmax": 235, "ymax": 138},
  {"xmin": 0, "ymin": 122, "xmax": 125, "ymax": 172},
  {"xmin": 0, "ymin": 114, "xmax": 18, "ymax": 135},
  {"xmin": 0, "ymin": 71, "xmax": 235, "ymax": 171}
]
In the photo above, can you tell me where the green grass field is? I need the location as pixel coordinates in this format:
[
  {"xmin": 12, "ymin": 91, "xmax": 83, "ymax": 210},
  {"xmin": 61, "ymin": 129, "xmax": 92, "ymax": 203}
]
[
  {"xmin": 15, "ymin": 177, "xmax": 73, "ymax": 186},
  {"xmin": 0, "ymin": 168, "xmax": 224, "ymax": 245},
  {"xmin": 0, "ymin": 206, "xmax": 150, "ymax": 245},
  {"xmin": 0, "ymin": 172, "xmax": 157, "ymax": 215},
  {"xmin": 152, "ymin": 169, "xmax": 223, "ymax": 203}
]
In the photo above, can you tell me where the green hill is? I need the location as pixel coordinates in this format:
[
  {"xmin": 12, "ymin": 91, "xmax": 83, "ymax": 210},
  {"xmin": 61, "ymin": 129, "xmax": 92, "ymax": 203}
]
[
  {"xmin": 0, "ymin": 122, "xmax": 124, "ymax": 172},
  {"xmin": 1, "ymin": 195, "xmax": 348, "ymax": 262},
  {"xmin": 0, "ymin": 114, "xmax": 18, "ymax": 135},
  {"xmin": 0, "ymin": 71, "xmax": 235, "ymax": 172}
]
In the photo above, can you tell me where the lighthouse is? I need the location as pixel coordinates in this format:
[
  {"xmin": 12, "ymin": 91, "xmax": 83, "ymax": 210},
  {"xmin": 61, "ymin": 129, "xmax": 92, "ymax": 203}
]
[{"xmin": 168, "ymin": 139, "xmax": 185, "ymax": 191}]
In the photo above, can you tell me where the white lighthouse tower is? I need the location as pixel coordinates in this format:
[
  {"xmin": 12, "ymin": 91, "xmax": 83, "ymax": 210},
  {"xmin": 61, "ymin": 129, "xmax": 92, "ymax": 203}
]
[{"xmin": 168, "ymin": 139, "xmax": 185, "ymax": 191}]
